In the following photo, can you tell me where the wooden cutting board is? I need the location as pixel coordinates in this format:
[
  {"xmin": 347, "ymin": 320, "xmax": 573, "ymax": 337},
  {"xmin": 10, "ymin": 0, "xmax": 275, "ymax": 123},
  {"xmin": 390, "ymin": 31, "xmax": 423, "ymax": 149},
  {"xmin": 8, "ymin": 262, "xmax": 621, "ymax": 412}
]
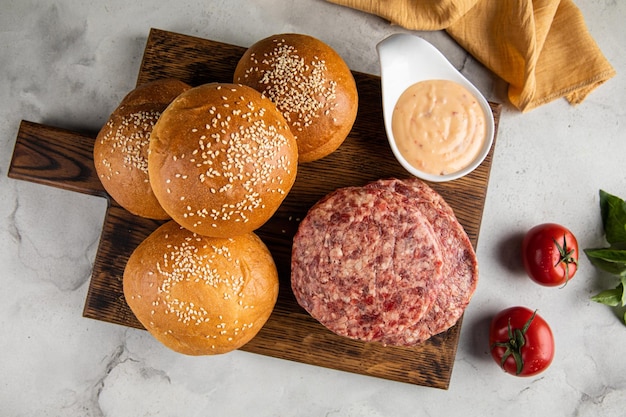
[{"xmin": 8, "ymin": 28, "xmax": 501, "ymax": 389}]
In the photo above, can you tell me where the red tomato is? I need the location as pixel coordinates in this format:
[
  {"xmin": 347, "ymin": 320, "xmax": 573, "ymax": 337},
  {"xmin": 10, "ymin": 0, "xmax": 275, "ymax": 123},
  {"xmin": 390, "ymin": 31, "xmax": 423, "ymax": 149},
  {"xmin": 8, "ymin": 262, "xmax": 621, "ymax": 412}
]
[
  {"xmin": 489, "ymin": 307, "xmax": 554, "ymax": 377},
  {"xmin": 522, "ymin": 223, "xmax": 579, "ymax": 286}
]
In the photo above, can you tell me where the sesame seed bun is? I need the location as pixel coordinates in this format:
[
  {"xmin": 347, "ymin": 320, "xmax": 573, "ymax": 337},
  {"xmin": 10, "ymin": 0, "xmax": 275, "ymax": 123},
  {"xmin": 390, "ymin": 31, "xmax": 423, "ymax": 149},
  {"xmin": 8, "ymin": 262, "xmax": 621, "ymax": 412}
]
[
  {"xmin": 94, "ymin": 78, "xmax": 191, "ymax": 219},
  {"xmin": 233, "ymin": 33, "xmax": 358, "ymax": 163},
  {"xmin": 148, "ymin": 83, "xmax": 298, "ymax": 237},
  {"xmin": 123, "ymin": 220, "xmax": 279, "ymax": 355}
]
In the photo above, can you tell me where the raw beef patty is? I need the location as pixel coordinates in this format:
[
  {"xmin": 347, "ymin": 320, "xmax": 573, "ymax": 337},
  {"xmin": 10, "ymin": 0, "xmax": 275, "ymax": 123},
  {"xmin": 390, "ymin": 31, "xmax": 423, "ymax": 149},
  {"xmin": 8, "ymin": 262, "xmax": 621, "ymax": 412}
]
[
  {"xmin": 366, "ymin": 178, "xmax": 479, "ymax": 342},
  {"xmin": 291, "ymin": 185, "xmax": 445, "ymax": 346}
]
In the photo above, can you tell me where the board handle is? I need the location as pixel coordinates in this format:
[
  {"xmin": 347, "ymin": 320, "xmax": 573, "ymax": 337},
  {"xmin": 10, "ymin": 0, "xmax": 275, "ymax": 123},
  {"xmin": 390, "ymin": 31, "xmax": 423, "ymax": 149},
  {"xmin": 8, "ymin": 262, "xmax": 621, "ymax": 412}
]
[{"xmin": 8, "ymin": 120, "xmax": 108, "ymax": 199}]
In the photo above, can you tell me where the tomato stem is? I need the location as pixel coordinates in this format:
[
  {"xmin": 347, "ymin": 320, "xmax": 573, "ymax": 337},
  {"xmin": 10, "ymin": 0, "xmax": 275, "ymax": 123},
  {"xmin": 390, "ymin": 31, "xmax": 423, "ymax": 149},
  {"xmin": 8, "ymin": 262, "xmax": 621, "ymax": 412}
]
[
  {"xmin": 553, "ymin": 233, "xmax": 578, "ymax": 286},
  {"xmin": 491, "ymin": 310, "xmax": 537, "ymax": 375}
]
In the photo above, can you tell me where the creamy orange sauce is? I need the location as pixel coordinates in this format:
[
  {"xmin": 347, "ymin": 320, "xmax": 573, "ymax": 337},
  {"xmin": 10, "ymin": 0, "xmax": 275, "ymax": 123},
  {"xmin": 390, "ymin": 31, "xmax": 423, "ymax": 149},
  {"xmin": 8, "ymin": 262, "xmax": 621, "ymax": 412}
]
[{"xmin": 391, "ymin": 79, "xmax": 487, "ymax": 176}]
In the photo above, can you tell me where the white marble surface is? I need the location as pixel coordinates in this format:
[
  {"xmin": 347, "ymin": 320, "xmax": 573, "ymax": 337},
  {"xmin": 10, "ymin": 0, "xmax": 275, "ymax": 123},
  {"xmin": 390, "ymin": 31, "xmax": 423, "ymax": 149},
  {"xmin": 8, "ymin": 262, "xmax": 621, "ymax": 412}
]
[{"xmin": 1, "ymin": 0, "xmax": 625, "ymax": 415}]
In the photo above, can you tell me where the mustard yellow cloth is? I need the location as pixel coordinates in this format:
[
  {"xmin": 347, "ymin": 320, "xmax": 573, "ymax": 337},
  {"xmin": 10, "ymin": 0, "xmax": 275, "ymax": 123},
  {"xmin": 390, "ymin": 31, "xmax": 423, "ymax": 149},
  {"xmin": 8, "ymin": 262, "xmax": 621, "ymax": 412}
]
[{"xmin": 328, "ymin": 0, "xmax": 616, "ymax": 112}]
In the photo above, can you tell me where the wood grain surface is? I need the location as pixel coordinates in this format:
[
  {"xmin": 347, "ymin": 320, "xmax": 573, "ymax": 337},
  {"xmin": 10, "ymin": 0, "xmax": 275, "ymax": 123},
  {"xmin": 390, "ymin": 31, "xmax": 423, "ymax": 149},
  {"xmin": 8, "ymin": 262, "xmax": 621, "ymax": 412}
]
[{"xmin": 8, "ymin": 28, "xmax": 501, "ymax": 389}]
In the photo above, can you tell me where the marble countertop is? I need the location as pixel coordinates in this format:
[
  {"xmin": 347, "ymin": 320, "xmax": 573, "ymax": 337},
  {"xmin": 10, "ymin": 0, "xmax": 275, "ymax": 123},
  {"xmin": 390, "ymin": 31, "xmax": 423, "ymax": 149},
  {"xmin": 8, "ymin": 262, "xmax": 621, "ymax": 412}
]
[{"xmin": 2, "ymin": 1, "xmax": 625, "ymax": 415}]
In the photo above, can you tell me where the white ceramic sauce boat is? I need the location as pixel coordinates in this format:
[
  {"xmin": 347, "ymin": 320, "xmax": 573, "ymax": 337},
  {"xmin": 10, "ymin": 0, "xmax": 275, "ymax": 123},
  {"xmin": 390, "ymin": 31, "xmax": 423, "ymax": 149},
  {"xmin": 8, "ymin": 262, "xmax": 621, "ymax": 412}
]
[{"xmin": 376, "ymin": 33, "xmax": 495, "ymax": 182}]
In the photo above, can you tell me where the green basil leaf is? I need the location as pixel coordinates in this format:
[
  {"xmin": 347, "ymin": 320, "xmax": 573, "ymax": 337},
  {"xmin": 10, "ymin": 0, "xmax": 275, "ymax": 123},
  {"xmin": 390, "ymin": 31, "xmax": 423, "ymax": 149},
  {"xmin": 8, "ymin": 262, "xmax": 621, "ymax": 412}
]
[
  {"xmin": 591, "ymin": 285, "xmax": 624, "ymax": 306},
  {"xmin": 599, "ymin": 190, "xmax": 626, "ymax": 245},
  {"xmin": 584, "ymin": 247, "xmax": 626, "ymax": 276},
  {"xmin": 610, "ymin": 242, "xmax": 626, "ymax": 250},
  {"xmin": 621, "ymin": 277, "xmax": 626, "ymax": 306}
]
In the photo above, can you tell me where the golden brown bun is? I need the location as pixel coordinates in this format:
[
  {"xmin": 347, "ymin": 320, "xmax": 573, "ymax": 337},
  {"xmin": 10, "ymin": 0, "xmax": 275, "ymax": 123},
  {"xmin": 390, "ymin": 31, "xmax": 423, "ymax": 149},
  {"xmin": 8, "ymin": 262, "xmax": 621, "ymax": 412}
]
[
  {"xmin": 148, "ymin": 83, "xmax": 298, "ymax": 237},
  {"xmin": 233, "ymin": 33, "xmax": 358, "ymax": 163},
  {"xmin": 94, "ymin": 79, "xmax": 191, "ymax": 219},
  {"xmin": 123, "ymin": 220, "xmax": 279, "ymax": 355}
]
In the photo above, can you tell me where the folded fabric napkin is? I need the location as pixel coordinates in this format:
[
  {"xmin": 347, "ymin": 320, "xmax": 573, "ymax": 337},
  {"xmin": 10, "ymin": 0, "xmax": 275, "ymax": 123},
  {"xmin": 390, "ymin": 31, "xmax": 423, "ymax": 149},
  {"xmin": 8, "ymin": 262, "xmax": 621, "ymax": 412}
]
[{"xmin": 328, "ymin": 0, "xmax": 616, "ymax": 112}]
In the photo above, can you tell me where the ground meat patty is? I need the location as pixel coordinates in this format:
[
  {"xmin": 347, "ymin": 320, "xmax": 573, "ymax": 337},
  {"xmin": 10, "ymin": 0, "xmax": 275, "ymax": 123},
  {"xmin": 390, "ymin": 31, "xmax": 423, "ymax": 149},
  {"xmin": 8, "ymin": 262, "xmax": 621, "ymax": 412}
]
[
  {"xmin": 291, "ymin": 186, "xmax": 445, "ymax": 346},
  {"xmin": 366, "ymin": 178, "xmax": 478, "ymax": 341},
  {"xmin": 383, "ymin": 177, "xmax": 456, "ymax": 219}
]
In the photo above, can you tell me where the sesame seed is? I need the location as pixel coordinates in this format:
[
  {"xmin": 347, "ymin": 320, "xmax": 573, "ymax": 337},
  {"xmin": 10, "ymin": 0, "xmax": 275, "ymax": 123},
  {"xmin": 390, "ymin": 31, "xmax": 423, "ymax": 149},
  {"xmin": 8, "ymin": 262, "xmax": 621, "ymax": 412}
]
[
  {"xmin": 245, "ymin": 42, "xmax": 337, "ymax": 136},
  {"xmin": 153, "ymin": 232, "xmax": 253, "ymax": 327},
  {"xmin": 99, "ymin": 110, "xmax": 161, "ymax": 177}
]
